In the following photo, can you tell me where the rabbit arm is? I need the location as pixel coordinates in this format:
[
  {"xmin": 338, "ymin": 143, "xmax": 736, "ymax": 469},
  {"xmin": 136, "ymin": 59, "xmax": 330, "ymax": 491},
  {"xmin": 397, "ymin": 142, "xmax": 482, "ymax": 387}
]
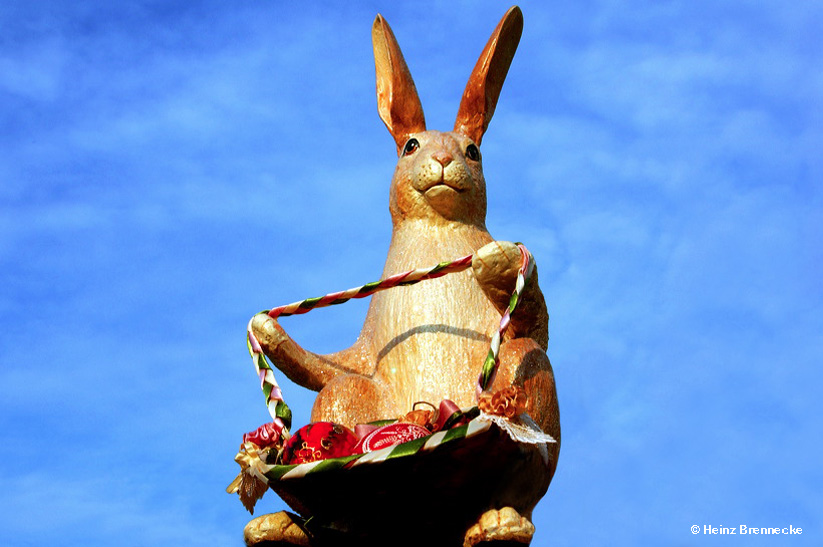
[
  {"xmin": 251, "ymin": 314, "xmax": 373, "ymax": 392},
  {"xmin": 472, "ymin": 240, "xmax": 549, "ymax": 350}
]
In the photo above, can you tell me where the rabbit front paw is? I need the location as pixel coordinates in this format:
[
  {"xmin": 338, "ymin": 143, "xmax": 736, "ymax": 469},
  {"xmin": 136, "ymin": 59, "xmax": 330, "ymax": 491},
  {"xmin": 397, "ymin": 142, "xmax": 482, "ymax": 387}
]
[
  {"xmin": 251, "ymin": 313, "xmax": 290, "ymax": 351},
  {"xmin": 472, "ymin": 241, "xmax": 522, "ymax": 313}
]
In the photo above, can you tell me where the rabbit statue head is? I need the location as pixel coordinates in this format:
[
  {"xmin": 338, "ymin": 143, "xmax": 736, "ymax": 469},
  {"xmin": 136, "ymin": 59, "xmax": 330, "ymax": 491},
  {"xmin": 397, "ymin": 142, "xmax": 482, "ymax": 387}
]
[{"xmin": 373, "ymin": 8, "xmax": 521, "ymax": 228}]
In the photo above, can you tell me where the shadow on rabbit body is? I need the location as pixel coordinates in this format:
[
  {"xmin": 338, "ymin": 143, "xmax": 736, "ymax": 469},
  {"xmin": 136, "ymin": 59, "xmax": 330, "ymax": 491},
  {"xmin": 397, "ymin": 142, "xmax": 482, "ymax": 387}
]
[{"xmin": 249, "ymin": 7, "xmax": 559, "ymax": 545}]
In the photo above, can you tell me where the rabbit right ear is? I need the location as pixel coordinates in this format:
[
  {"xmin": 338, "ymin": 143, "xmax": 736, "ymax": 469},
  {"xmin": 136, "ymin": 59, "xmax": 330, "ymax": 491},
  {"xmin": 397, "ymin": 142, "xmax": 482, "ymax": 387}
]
[
  {"xmin": 372, "ymin": 14, "xmax": 426, "ymax": 152},
  {"xmin": 454, "ymin": 6, "xmax": 523, "ymax": 145}
]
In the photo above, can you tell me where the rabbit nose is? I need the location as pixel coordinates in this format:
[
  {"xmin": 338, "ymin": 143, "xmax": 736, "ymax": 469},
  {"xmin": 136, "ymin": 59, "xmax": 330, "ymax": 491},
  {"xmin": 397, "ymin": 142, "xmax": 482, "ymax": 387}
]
[{"xmin": 432, "ymin": 151, "xmax": 453, "ymax": 167}]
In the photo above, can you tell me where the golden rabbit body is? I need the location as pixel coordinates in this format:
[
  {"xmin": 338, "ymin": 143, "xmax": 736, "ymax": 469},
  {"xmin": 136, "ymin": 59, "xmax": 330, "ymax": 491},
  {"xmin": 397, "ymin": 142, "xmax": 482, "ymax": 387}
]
[{"xmin": 248, "ymin": 7, "xmax": 559, "ymax": 545}]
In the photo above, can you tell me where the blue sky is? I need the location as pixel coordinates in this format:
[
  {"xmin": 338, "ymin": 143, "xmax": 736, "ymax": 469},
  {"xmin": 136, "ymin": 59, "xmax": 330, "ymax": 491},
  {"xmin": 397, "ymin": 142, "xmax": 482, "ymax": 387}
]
[{"xmin": 1, "ymin": 1, "xmax": 821, "ymax": 545}]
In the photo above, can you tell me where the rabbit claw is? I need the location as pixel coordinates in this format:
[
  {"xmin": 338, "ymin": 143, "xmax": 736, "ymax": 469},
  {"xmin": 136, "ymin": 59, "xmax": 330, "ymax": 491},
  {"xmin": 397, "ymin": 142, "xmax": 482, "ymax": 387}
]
[{"xmin": 463, "ymin": 507, "xmax": 535, "ymax": 546}]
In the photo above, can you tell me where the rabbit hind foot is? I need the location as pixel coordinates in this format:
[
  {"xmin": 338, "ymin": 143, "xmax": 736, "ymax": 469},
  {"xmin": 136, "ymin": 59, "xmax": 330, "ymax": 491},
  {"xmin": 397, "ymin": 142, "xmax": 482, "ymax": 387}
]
[
  {"xmin": 244, "ymin": 511, "xmax": 310, "ymax": 546},
  {"xmin": 463, "ymin": 507, "xmax": 535, "ymax": 547}
]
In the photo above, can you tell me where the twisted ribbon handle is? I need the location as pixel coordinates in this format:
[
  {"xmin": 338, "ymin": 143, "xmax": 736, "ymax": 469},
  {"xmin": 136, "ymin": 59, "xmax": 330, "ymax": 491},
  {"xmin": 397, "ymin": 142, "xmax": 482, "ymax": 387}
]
[
  {"xmin": 247, "ymin": 245, "xmax": 534, "ymax": 429},
  {"xmin": 477, "ymin": 244, "xmax": 534, "ymax": 395}
]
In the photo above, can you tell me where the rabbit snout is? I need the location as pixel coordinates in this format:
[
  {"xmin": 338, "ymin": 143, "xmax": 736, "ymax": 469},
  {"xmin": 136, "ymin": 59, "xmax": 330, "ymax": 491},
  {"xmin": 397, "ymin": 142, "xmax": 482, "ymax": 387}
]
[
  {"xmin": 408, "ymin": 133, "xmax": 476, "ymax": 194},
  {"xmin": 412, "ymin": 159, "xmax": 468, "ymax": 193}
]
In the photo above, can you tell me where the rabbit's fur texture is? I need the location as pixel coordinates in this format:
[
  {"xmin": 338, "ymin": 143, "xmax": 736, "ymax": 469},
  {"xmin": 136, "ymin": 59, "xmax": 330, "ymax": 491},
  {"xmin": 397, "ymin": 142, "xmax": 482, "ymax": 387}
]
[{"xmin": 249, "ymin": 7, "xmax": 559, "ymax": 546}]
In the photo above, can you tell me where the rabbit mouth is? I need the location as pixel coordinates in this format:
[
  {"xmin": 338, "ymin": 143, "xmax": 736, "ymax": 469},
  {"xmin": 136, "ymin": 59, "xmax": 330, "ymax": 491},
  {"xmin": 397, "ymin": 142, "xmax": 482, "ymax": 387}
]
[{"xmin": 421, "ymin": 179, "xmax": 466, "ymax": 194}]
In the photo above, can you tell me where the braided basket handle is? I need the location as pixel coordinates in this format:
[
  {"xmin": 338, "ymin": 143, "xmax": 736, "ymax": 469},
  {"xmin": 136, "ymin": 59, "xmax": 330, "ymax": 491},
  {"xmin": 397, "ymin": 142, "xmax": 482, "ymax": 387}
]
[{"xmin": 247, "ymin": 244, "xmax": 534, "ymax": 427}]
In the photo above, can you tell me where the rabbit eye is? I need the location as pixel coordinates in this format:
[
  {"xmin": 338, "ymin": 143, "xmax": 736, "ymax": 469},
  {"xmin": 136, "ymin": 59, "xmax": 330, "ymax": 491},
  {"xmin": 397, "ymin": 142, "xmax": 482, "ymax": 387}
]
[
  {"xmin": 466, "ymin": 143, "xmax": 481, "ymax": 161},
  {"xmin": 403, "ymin": 138, "xmax": 420, "ymax": 156}
]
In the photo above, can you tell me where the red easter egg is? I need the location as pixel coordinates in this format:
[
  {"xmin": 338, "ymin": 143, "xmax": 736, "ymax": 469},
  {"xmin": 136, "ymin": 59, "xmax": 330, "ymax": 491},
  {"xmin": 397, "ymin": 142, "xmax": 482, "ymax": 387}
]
[
  {"xmin": 281, "ymin": 422, "xmax": 359, "ymax": 465},
  {"xmin": 355, "ymin": 422, "xmax": 431, "ymax": 453}
]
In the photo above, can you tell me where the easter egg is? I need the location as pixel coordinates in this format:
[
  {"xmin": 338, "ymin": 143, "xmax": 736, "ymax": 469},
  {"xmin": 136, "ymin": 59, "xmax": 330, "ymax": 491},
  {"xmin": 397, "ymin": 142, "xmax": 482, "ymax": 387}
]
[
  {"xmin": 355, "ymin": 422, "xmax": 430, "ymax": 453},
  {"xmin": 281, "ymin": 422, "xmax": 359, "ymax": 465}
]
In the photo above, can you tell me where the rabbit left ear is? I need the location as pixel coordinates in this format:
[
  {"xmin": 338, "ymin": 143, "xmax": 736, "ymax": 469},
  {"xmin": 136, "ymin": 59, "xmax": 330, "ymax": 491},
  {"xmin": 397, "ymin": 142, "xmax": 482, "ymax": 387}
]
[
  {"xmin": 373, "ymin": 14, "xmax": 427, "ymax": 152},
  {"xmin": 454, "ymin": 6, "xmax": 523, "ymax": 145}
]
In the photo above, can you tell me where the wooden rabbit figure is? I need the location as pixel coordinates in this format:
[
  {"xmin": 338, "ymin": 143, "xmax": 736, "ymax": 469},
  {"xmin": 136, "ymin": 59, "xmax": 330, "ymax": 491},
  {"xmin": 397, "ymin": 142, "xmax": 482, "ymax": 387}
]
[{"xmin": 249, "ymin": 6, "xmax": 559, "ymax": 546}]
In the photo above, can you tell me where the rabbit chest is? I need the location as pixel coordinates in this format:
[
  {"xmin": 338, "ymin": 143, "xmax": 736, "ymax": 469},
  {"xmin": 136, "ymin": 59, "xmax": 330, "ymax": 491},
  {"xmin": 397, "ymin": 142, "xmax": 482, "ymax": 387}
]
[{"xmin": 364, "ymin": 221, "xmax": 499, "ymax": 411}]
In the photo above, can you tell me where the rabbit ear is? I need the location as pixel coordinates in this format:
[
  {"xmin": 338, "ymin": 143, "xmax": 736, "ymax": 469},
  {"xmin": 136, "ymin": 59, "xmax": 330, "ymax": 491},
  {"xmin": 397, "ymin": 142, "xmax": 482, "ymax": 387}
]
[
  {"xmin": 372, "ymin": 14, "xmax": 427, "ymax": 152},
  {"xmin": 454, "ymin": 6, "xmax": 523, "ymax": 145}
]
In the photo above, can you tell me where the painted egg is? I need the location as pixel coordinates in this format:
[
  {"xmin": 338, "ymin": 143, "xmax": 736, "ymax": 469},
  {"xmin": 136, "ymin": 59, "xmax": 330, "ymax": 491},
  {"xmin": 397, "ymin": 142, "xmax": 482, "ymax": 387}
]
[
  {"xmin": 355, "ymin": 422, "xmax": 431, "ymax": 453},
  {"xmin": 280, "ymin": 422, "xmax": 359, "ymax": 465}
]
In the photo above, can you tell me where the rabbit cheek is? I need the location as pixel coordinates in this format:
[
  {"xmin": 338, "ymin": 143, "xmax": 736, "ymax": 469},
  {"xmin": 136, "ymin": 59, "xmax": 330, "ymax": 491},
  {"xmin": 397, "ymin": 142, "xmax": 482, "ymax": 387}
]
[{"xmin": 389, "ymin": 171, "xmax": 429, "ymax": 221}]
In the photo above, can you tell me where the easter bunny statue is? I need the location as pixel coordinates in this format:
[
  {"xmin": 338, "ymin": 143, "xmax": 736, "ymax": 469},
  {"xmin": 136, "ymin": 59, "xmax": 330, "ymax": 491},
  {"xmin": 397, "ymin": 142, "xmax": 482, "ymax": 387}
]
[{"xmin": 244, "ymin": 6, "xmax": 559, "ymax": 546}]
